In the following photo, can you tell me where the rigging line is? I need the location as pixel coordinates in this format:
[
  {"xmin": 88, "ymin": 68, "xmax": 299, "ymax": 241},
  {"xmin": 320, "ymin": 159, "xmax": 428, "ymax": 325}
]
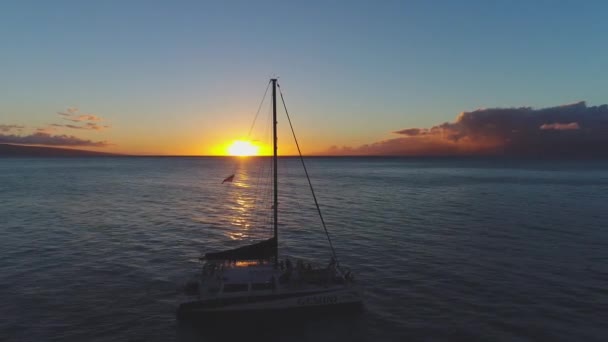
[
  {"xmin": 250, "ymin": 156, "xmax": 266, "ymax": 228},
  {"xmin": 277, "ymin": 82, "xmax": 339, "ymax": 265},
  {"xmin": 251, "ymin": 103, "xmax": 272, "ymax": 225},
  {"xmin": 227, "ymin": 80, "xmax": 270, "ymax": 199},
  {"xmin": 247, "ymin": 80, "xmax": 272, "ymax": 138}
]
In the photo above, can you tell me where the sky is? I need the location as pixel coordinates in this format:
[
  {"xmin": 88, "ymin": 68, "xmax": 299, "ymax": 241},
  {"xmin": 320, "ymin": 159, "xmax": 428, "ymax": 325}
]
[{"xmin": 1, "ymin": 0, "xmax": 607, "ymax": 156}]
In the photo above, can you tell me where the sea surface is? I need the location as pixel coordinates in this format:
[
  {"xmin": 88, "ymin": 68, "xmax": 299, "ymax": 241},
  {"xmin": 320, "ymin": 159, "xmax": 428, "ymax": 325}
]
[{"xmin": 1, "ymin": 157, "xmax": 607, "ymax": 341}]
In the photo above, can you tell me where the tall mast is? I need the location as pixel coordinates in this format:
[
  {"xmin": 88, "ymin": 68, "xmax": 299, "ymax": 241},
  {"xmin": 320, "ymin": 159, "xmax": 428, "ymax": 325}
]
[{"xmin": 271, "ymin": 78, "xmax": 278, "ymax": 264}]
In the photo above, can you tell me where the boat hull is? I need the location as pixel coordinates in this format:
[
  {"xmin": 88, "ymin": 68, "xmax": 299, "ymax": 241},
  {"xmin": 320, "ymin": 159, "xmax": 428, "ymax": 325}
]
[{"xmin": 177, "ymin": 288, "xmax": 362, "ymax": 321}]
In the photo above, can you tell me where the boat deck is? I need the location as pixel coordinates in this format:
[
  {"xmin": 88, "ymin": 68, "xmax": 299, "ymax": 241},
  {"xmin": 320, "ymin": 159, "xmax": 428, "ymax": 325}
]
[
  {"xmin": 197, "ymin": 258, "xmax": 350, "ymax": 301},
  {"xmin": 177, "ymin": 258, "xmax": 361, "ymax": 320}
]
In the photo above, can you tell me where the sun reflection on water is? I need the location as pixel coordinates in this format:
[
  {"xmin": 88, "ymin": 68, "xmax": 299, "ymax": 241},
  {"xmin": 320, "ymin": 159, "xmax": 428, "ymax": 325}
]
[{"xmin": 221, "ymin": 159, "xmax": 273, "ymax": 242}]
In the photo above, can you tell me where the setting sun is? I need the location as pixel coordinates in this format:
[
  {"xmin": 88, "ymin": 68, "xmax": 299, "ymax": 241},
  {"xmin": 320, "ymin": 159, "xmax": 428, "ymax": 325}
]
[{"xmin": 227, "ymin": 140, "xmax": 260, "ymax": 156}]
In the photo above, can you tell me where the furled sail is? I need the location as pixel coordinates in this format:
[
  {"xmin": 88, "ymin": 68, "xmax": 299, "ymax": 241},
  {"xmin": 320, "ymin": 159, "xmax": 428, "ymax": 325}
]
[{"xmin": 203, "ymin": 237, "xmax": 277, "ymax": 260}]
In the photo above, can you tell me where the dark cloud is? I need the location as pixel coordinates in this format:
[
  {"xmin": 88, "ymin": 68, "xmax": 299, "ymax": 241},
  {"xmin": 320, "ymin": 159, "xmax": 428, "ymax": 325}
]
[
  {"xmin": 0, "ymin": 132, "xmax": 109, "ymax": 147},
  {"xmin": 0, "ymin": 124, "xmax": 25, "ymax": 132},
  {"xmin": 393, "ymin": 128, "xmax": 429, "ymax": 136},
  {"xmin": 331, "ymin": 101, "xmax": 608, "ymax": 157}
]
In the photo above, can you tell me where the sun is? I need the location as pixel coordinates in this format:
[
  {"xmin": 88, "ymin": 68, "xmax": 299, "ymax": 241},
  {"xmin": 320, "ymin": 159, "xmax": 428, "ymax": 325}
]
[{"xmin": 227, "ymin": 140, "xmax": 260, "ymax": 156}]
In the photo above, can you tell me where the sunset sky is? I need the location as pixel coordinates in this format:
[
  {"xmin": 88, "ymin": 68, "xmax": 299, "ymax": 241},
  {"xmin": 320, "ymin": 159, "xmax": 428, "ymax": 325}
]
[{"xmin": 1, "ymin": 1, "xmax": 607, "ymax": 156}]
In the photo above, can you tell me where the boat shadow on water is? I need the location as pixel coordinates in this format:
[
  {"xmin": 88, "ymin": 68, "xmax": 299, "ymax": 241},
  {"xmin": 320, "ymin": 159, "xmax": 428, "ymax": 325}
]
[{"xmin": 176, "ymin": 307, "xmax": 370, "ymax": 342}]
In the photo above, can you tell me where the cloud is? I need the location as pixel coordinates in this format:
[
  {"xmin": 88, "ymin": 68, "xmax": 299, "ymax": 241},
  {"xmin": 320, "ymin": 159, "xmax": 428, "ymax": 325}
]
[
  {"xmin": 66, "ymin": 124, "xmax": 84, "ymax": 129},
  {"xmin": 85, "ymin": 122, "xmax": 109, "ymax": 130},
  {"xmin": 54, "ymin": 107, "xmax": 109, "ymax": 130},
  {"xmin": 0, "ymin": 132, "xmax": 109, "ymax": 147},
  {"xmin": 36, "ymin": 126, "xmax": 59, "ymax": 134},
  {"xmin": 393, "ymin": 128, "xmax": 429, "ymax": 136},
  {"xmin": 63, "ymin": 115, "xmax": 103, "ymax": 122},
  {"xmin": 330, "ymin": 101, "xmax": 608, "ymax": 157},
  {"xmin": 58, "ymin": 107, "xmax": 103, "ymax": 122},
  {"xmin": 57, "ymin": 107, "xmax": 79, "ymax": 116},
  {"xmin": 51, "ymin": 122, "xmax": 109, "ymax": 131},
  {"xmin": 0, "ymin": 107, "xmax": 112, "ymax": 149},
  {"xmin": 0, "ymin": 124, "xmax": 25, "ymax": 133}
]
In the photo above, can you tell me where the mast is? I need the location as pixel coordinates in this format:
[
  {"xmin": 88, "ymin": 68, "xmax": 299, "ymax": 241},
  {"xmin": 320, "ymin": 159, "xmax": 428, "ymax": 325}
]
[{"xmin": 271, "ymin": 78, "xmax": 278, "ymax": 264}]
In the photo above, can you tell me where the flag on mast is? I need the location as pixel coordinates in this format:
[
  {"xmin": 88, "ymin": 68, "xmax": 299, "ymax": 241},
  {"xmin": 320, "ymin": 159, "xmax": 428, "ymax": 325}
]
[{"xmin": 222, "ymin": 174, "xmax": 235, "ymax": 184}]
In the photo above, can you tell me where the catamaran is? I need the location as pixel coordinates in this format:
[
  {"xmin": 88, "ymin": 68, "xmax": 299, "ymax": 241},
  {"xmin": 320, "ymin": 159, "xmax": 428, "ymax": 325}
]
[{"xmin": 177, "ymin": 79, "xmax": 362, "ymax": 320}]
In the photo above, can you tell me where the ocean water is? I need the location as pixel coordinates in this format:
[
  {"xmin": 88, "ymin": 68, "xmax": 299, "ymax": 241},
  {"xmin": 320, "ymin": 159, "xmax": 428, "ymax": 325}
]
[{"xmin": 1, "ymin": 157, "xmax": 607, "ymax": 341}]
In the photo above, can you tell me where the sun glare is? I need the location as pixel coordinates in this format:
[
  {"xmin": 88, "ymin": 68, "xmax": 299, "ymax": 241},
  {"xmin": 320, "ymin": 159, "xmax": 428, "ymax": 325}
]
[{"xmin": 227, "ymin": 140, "xmax": 260, "ymax": 156}]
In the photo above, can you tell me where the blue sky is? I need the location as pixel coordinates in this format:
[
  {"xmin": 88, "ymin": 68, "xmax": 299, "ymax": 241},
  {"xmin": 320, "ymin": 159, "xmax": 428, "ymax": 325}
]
[{"xmin": 1, "ymin": 0, "xmax": 607, "ymax": 154}]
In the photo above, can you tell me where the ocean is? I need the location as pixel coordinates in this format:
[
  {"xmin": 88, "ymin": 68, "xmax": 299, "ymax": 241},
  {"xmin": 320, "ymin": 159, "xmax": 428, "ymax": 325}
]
[{"xmin": 1, "ymin": 157, "xmax": 607, "ymax": 341}]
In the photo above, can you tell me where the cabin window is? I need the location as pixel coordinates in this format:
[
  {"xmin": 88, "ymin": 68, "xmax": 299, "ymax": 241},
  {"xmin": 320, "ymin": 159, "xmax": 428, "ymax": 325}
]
[
  {"xmin": 223, "ymin": 283, "xmax": 249, "ymax": 293},
  {"xmin": 251, "ymin": 282, "xmax": 273, "ymax": 291}
]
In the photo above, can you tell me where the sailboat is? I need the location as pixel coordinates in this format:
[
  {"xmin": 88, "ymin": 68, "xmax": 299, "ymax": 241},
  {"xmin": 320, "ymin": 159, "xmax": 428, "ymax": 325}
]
[{"xmin": 177, "ymin": 79, "xmax": 362, "ymax": 320}]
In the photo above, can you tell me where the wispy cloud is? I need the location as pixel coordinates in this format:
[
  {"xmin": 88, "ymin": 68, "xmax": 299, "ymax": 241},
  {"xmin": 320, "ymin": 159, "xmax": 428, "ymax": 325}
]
[
  {"xmin": 62, "ymin": 115, "xmax": 103, "ymax": 123},
  {"xmin": 57, "ymin": 107, "xmax": 78, "ymax": 117},
  {"xmin": 52, "ymin": 122, "xmax": 109, "ymax": 131},
  {"xmin": 329, "ymin": 101, "xmax": 608, "ymax": 157},
  {"xmin": 36, "ymin": 126, "xmax": 59, "ymax": 134},
  {"xmin": 0, "ymin": 124, "xmax": 25, "ymax": 133},
  {"xmin": 0, "ymin": 132, "xmax": 109, "ymax": 147},
  {"xmin": 57, "ymin": 107, "xmax": 104, "ymax": 124}
]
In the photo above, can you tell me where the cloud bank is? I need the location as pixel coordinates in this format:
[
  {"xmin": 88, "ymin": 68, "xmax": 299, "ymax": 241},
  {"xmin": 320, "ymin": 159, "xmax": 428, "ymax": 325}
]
[
  {"xmin": 0, "ymin": 107, "xmax": 111, "ymax": 148},
  {"xmin": 329, "ymin": 101, "xmax": 608, "ymax": 157},
  {"xmin": 0, "ymin": 132, "xmax": 108, "ymax": 147}
]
